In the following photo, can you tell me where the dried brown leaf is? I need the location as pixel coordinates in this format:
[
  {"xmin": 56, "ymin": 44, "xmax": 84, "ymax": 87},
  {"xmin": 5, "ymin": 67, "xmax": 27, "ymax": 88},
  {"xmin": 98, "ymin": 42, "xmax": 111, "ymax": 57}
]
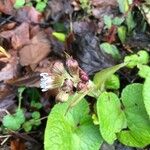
[
  {"xmin": 19, "ymin": 32, "xmax": 51, "ymax": 66},
  {"xmin": 15, "ymin": 6, "xmax": 42, "ymax": 23},
  {"xmin": 0, "ymin": 0, "xmax": 15, "ymax": 14},
  {"xmin": 0, "ymin": 51, "xmax": 19, "ymax": 81},
  {"xmin": 11, "ymin": 23, "xmax": 30, "ymax": 49},
  {"xmin": 91, "ymin": 0, "xmax": 118, "ymax": 6}
]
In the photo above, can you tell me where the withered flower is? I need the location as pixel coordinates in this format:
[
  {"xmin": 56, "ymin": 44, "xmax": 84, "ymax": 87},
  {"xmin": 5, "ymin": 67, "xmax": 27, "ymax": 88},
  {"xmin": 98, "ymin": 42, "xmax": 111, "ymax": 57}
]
[{"xmin": 66, "ymin": 57, "xmax": 79, "ymax": 76}]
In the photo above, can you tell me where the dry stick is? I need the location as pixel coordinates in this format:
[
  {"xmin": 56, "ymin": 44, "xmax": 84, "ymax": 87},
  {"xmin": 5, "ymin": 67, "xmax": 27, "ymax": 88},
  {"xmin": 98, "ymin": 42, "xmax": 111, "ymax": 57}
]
[{"xmin": 0, "ymin": 135, "xmax": 11, "ymax": 146}]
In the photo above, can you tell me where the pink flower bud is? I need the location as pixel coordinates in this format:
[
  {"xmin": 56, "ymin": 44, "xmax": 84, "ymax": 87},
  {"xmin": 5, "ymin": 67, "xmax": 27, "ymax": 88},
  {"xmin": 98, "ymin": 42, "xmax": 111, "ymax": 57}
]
[
  {"xmin": 66, "ymin": 57, "xmax": 79, "ymax": 76},
  {"xmin": 79, "ymin": 70, "xmax": 89, "ymax": 82},
  {"xmin": 77, "ymin": 82, "xmax": 87, "ymax": 91}
]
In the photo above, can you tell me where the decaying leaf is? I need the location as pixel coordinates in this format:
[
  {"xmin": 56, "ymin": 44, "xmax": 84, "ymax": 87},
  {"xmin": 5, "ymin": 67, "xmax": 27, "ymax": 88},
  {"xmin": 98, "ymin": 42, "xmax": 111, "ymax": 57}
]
[
  {"xmin": 0, "ymin": 0, "xmax": 15, "ymax": 14},
  {"xmin": 19, "ymin": 32, "xmax": 51, "ymax": 67},
  {"xmin": 91, "ymin": 0, "xmax": 118, "ymax": 19},
  {"xmin": 15, "ymin": 6, "xmax": 42, "ymax": 23},
  {"xmin": 45, "ymin": 0, "xmax": 73, "ymax": 21},
  {"xmin": 0, "ymin": 22, "xmax": 30, "ymax": 50},
  {"xmin": 0, "ymin": 51, "xmax": 19, "ymax": 81},
  {"xmin": 72, "ymin": 21, "xmax": 115, "ymax": 75}
]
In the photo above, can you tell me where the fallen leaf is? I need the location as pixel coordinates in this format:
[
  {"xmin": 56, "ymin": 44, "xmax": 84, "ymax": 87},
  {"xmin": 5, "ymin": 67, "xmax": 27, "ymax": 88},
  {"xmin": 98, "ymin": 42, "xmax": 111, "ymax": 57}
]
[
  {"xmin": 91, "ymin": 0, "xmax": 118, "ymax": 19},
  {"xmin": 11, "ymin": 23, "xmax": 30, "ymax": 49},
  {"xmin": 19, "ymin": 32, "xmax": 51, "ymax": 67},
  {"xmin": 72, "ymin": 21, "xmax": 115, "ymax": 75},
  {"xmin": 45, "ymin": 0, "xmax": 73, "ymax": 21},
  {"xmin": 91, "ymin": 0, "xmax": 118, "ymax": 6},
  {"xmin": 15, "ymin": 6, "xmax": 43, "ymax": 23},
  {"xmin": 0, "ymin": 0, "xmax": 15, "ymax": 14},
  {"xmin": 0, "ymin": 22, "xmax": 30, "ymax": 49},
  {"xmin": 0, "ymin": 51, "xmax": 19, "ymax": 81}
]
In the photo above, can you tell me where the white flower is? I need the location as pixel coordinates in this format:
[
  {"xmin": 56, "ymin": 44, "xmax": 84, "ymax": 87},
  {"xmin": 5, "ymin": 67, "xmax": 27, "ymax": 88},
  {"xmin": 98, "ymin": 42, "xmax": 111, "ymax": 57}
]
[
  {"xmin": 40, "ymin": 73, "xmax": 54, "ymax": 92},
  {"xmin": 40, "ymin": 73, "xmax": 64, "ymax": 92}
]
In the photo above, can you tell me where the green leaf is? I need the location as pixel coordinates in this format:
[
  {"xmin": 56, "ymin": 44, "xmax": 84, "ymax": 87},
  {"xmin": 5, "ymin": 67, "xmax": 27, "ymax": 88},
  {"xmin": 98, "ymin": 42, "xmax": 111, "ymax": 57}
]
[
  {"xmin": 93, "ymin": 63, "xmax": 126, "ymax": 89},
  {"xmin": 118, "ymin": 84, "xmax": 150, "ymax": 147},
  {"xmin": 117, "ymin": 26, "xmax": 127, "ymax": 43},
  {"xmin": 143, "ymin": 74, "xmax": 150, "ymax": 117},
  {"xmin": 104, "ymin": 15, "xmax": 112, "ymax": 29},
  {"xmin": 137, "ymin": 50, "xmax": 149, "ymax": 65},
  {"xmin": 112, "ymin": 17, "xmax": 124, "ymax": 26},
  {"xmin": 117, "ymin": 0, "xmax": 129, "ymax": 13},
  {"xmin": 36, "ymin": 1, "xmax": 46, "ymax": 12},
  {"xmin": 126, "ymin": 11, "xmax": 136, "ymax": 32},
  {"xmin": 44, "ymin": 99, "xmax": 103, "ymax": 150},
  {"xmin": 52, "ymin": 32, "xmax": 66, "ymax": 42},
  {"xmin": 23, "ymin": 121, "xmax": 32, "ymax": 132},
  {"xmin": 100, "ymin": 43, "xmax": 121, "ymax": 60},
  {"xmin": 137, "ymin": 65, "xmax": 150, "ymax": 78},
  {"xmin": 97, "ymin": 92, "xmax": 127, "ymax": 144},
  {"xmin": 14, "ymin": 0, "xmax": 25, "ymax": 9},
  {"xmin": 32, "ymin": 111, "xmax": 40, "ymax": 119},
  {"xmin": 124, "ymin": 54, "xmax": 139, "ymax": 68},
  {"xmin": 105, "ymin": 74, "xmax": 120, "ymax": 90},
  {"xmin": 2, "ymin": 109, "xmax": 25, "ymax": 131}
]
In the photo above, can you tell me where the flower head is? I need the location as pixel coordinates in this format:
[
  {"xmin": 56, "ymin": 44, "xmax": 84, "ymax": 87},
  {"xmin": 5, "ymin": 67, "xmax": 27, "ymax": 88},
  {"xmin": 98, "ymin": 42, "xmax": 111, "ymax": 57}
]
[{"xmin": 40, "ymin": 73, "xmax": 64, "ymax": 92}]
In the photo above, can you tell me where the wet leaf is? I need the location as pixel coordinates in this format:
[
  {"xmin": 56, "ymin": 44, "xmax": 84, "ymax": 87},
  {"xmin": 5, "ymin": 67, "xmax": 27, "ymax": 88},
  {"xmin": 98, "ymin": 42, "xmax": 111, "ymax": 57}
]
[{"xmin": 72, "ymin": 21, "xmax": 115, "ymax": 75}]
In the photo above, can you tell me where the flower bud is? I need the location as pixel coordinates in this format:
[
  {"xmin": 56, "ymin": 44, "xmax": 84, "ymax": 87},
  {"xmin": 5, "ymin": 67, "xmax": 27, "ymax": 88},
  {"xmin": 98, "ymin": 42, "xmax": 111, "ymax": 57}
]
[
  {"xmin": 79, "ymin": 70, "xmax": 89, "ymax": 82},
  {"xmin": 66, "ymin": 57, "xmax": 79, "ymax": 76}
]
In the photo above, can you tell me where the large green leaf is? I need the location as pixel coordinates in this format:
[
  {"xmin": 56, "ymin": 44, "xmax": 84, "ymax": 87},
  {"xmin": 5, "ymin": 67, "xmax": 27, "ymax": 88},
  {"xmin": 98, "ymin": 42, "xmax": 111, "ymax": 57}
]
[
  {"xmin": 44, "ymin": 99, "xmax": 103, "ymax": 150},
  {"xmin": 118, "ymin": 83, "xmax": 150, "ymax": 148},
  {"xmin": 143, "ymin": 74, "xmax": 150, "ymax": 117},
  {"xmin": 93, "ymin": 63, "xmax": 126, "ymax": 89},
  {"xmin": 97, "ymin": 92, "xmax": 127, "ymax": 144}
]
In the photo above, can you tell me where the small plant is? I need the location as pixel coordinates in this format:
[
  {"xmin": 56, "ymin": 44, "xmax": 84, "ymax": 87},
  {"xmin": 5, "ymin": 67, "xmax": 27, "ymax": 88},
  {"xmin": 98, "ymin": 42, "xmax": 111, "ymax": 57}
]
[
  {"xmin": 2, "ymin": 87, "xmax": 26, "ymax": 131},
  {"xmin": 42, "ymin": 50, "xmax": 150, "ymax": 149},
  {"xmin": 79, "ymin": 0, "xmax": 92, "ymax": 14},
  {"xmin": 14, "ymin": 0, "xmax": 48, "ymax": 12}
]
